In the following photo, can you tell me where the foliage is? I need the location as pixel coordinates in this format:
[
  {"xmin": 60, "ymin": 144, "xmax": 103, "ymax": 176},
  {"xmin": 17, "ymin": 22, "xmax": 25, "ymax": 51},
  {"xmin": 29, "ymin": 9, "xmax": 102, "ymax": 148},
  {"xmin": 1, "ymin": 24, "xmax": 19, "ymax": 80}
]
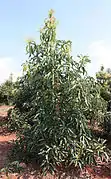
[
  {"xmin": 10, "ymin": 10, "xmax": 108, "ymax": 174},
  {"xmin": 96, "ymin": 66, "xmax": 111, "ymax": 102},
  {"xmin": 0, "ymin": 73, "xmax": 15, "ymax": 105},
  {"xmin": 7, "ymin": 108, "xmax": 25, "ymax": 131},
  {"xmin": 96, "ymin": 66, "xmax": 111, "ymax": 135},
  {"xmin": 104, "ymin": 112, "xmax": 111, "ymax": 135},
  {"xmin": 0, "ymin": 161, "xmax": 24, "ymax": 176}
]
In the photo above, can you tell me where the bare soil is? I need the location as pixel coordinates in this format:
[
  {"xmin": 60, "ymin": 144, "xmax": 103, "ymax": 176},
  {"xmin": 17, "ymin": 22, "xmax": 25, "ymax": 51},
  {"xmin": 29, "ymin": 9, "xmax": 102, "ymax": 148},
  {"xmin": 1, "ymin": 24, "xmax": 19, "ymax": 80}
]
[{"xmin": 0, "ymin": 106, "xmax": 111, "ymax": 179}]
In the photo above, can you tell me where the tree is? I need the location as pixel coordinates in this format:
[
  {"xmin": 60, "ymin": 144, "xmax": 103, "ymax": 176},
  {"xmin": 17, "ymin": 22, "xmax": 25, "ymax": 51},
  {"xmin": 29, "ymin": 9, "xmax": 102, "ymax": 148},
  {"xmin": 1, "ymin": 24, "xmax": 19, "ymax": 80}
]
[
  {"xmin": 96, "ymin": 66, "xmax": 111, "ymax": 134},
  {"xmin": 10, "ymin": 10, "xmax": 108, "ymax": 174},
  {"xmin": 96, "ymin": 66, "xmax": 111, "ymax": 105},
  {"xmin": 0, "ymin": 73, "xmax": 14, "ymax": 105}
]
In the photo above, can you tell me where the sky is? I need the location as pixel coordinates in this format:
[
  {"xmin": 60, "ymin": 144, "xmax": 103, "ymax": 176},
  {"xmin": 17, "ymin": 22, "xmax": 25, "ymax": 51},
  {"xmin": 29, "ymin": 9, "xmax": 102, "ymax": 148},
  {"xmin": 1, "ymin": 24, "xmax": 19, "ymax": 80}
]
[{"xmin": 0, "ymin": 0, "xmax": 111, "ymax": 83}]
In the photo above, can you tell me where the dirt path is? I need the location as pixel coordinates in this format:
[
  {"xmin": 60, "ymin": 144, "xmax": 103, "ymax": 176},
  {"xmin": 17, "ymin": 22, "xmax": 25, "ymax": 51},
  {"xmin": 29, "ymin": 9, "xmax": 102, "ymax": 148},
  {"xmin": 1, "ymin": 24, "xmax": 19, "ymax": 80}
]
[{"xmin": 0, "ymin": 106, "xmax": 111, "ymax": 179}]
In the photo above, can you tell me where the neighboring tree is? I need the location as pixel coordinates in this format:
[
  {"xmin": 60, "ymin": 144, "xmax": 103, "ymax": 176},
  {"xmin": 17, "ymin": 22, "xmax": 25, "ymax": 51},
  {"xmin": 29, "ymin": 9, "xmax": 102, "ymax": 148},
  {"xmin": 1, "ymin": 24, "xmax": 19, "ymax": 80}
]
[
  {"xmin": 0, "ymin": 73, "xmax": 14, "ymax": 105},
  {"xmin": 96, "ymin": 66, "xmax": 111, "ymax": 106},
  {"xmin": 10, "ymin": 10, "xmax": 108, "ymax": 173},
  {"xmin": 96, "ymin": 66, "xmax": 111, "ymax": 134}
]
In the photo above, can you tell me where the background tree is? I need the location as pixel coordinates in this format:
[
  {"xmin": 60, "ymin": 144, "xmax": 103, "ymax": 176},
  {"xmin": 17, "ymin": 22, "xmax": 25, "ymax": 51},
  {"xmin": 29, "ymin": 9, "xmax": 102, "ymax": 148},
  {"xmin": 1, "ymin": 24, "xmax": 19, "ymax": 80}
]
[
  {"xmin": 96, "ymin": 66, "xmax": 111, "ymax": 107},
  {"xmin": 96, "ymin": 66, "xmax": 111, "ymax": 134},
  {"xmin": 0, "ymin": 73, "xmax": 14, "ymax": 105}
]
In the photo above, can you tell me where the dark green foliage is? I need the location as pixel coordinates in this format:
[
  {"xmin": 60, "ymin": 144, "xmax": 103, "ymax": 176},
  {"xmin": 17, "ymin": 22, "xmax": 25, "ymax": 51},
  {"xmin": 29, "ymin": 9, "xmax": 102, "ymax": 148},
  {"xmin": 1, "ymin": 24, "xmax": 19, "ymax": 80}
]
[
  {"xmin": 104, "ymin": 112, "xmax": 111, "ymax": 135},
  {"xmin": 0, "ymin": 74, "xmax": 14, "ymax": 105},
  {"xmin": 7, "ymin": 108, "xmax": 25, "ymax": 131},
  {"xmin": 96, "ymin": 66, "xmax": 111, "ymax": 103},
  {"xmin": 10, "ymin": 10, "xmax": 108, "ymax": 174},
  {"xmin": 0, "ymin": 161, "xmax": 24, "ymax": 174},
  {"xmin": 96, "ymin": 66, "xmax": 111, "ymax": 136}
]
